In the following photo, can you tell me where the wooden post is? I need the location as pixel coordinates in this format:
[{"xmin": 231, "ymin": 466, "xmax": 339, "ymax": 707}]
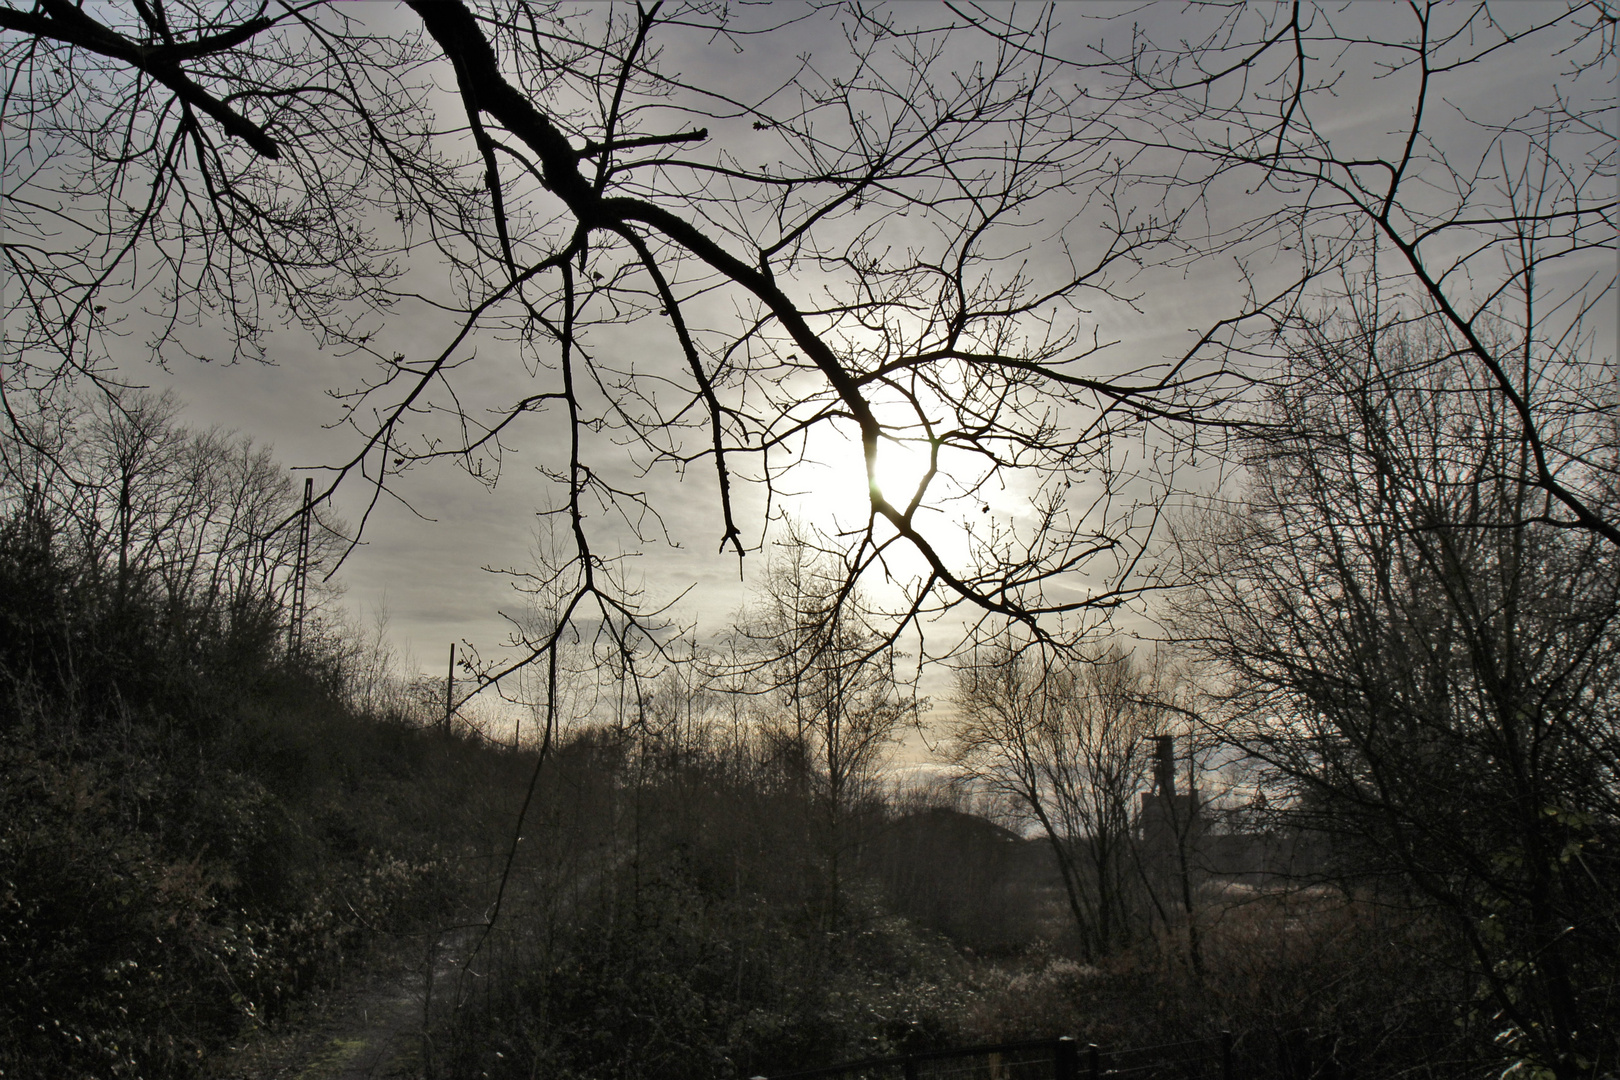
[
  {"xmin": 1221, "ymin": 1030, "xmax": 1233, "ymax": 1080},
  {"xmin": 1055, "ymin": 1037, "xmax": 1078, "ymax": 1080},
  {"xmin": 1087, "ymin": 1043, "xmax": 1101, "ymax": 1080}
]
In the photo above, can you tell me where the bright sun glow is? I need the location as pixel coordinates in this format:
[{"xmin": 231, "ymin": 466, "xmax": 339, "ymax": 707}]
[{"xmin": 870, "ymin": 440, "xmax": 934, "ymax": 506}]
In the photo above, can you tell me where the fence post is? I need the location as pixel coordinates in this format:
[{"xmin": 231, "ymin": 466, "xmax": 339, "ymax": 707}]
[
  {"xmin": 905, "ymin": 1059, "xmax": 919, "ymax": 1080},
  {"xmin": 1054, "ymin": 1038, "xmax": 1078, "ymax": 1080},
  {"xmin": 1221, "ymin": 1030, "xmax": 1233, "ymax": 1080},
  {"xmin": 1087, "ymin": 1043, "xmax": 1101, "ymax": 1080}
]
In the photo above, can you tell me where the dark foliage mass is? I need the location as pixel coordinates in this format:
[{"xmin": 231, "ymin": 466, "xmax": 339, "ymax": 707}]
[
  {"xmin": 1171, "ymin": 318, "xmax": 1620, "ymax": 1075},
  {"xmin": 437, "ymin": 740, "xmax": 976, "ymax": 1080},
  {"xmin": 0, "ymin": 405, "xmax": 522, "ymax": 1079}
]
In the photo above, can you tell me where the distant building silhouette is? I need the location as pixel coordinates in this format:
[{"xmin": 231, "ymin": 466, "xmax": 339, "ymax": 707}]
[{"xmin": 1138, "ymin": 735, "xmax": 1328, "ymax": 886}]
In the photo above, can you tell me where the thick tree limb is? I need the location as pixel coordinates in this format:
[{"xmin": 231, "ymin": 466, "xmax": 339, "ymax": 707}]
[{"xmin": 0, "ymin": 1, "xmax": 282, "ymax": 157}]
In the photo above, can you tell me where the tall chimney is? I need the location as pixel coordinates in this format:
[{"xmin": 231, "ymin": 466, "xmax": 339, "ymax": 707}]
[{"xmin": 1154, "ymin": 735, "xmax": 1177, "ymax": 798}]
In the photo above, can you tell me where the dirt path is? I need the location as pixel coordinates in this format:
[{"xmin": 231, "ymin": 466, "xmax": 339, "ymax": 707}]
[{"xmin": 207, "ymin": 928, "xmax": 479, "ymax": 1080}]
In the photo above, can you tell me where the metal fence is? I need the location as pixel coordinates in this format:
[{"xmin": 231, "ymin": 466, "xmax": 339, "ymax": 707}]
[
  {"xmin": 1097, "ymin": 1035, "xmax": 1234, "ymax": 1080},
  {"xmin": 751, "ymin": 1034, "xmax": 1236, "ymax": 1080}
]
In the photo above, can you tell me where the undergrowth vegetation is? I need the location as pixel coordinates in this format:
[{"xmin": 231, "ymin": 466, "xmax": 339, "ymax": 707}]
[
  {"xmin": 0, "ymin": 544, "xmax": 521, "ymax": 1076},
  {"xmin": 0, "ymin": 399, "xmax": 530, "ymax": 1079},
  {"xmin": 427, "ymin": 721, "xmax": 1488, "ymax": 1080},
  {"xmin": 435, "ymin": 734, "xmax": 981, "ymax": 1080}
]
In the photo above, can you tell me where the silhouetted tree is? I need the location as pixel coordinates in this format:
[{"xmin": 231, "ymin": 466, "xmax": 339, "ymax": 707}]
[
  {"xmin": 950, "ymin": 639, "xmax": 1180, "ymax": 959},
  {"xmin": 738, "ymin": 531, "xmax": 920, "ymax": 928},
  {"xmin": 1172, "ymin": 311, "xmax": 1620, "ymax": 1077},
  {"xmin": 0, "ymin": 0, "xmax": 1247, "ymax": 667},
  {"xmin": 0, "ymin": 388, "xmax": 343, "ymax": 713}
]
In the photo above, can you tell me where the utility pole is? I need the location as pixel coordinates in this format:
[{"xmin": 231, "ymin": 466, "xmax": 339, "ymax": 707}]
[
  {"xmin": 444, "ymin": 642, "xmax": 456, "ymax": 731},
  {"xmin": 286, "ymin": 477, "xmax": 313, "ymax": 657}
]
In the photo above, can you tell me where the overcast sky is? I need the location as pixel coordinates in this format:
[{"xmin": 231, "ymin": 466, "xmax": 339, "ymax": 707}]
[{"xmin": 19, "ymin": 1, "xmax": 1610, "ymax": 742}]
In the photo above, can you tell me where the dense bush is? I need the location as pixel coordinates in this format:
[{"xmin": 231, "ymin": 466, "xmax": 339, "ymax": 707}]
[
  {"xmin": 962, "ymin": 888, "xmax": 1481, "ymax": 1078},
  {"xmin": 436, "ymin": 732, "xmax": 974, "ymax": 1080},
  {"xmin": 431, "ymin": 716, "xmax": 1505, "ymax": 1080},
  {"xmin": 0, "ymin": 477, "xmax": 532, "ymax": 1078}
]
